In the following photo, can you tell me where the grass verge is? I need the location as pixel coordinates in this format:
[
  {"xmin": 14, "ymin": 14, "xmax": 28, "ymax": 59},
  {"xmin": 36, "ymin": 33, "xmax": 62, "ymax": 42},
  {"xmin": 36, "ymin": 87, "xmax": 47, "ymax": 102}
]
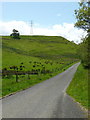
[
  {"xmin": 66, "ymin": 63, "xmax": 88, "ymax": 109},
  {"xmin": 1, "ymin": 62, "xmax": 78, "ymax": 98}
]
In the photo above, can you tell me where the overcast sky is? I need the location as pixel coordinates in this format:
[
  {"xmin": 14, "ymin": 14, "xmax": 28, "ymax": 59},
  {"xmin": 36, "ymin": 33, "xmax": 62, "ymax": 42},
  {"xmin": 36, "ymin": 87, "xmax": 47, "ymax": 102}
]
[{"xmin": 0, "ymin": 1, "xmax": 87, "ymax": 43}]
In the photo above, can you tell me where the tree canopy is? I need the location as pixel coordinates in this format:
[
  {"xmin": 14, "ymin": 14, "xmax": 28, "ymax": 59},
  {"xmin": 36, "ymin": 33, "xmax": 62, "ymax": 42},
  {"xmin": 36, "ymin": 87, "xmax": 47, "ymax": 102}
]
[
  {"xmin": 10, "ymin": 29, "xmax": 20, "ymax": 39},
  {"xmin": 74, "ymin": 1, "xmax": 90, "ymax": 69},
  {"xmin": 74, "ymin": 1, "xmax": 90, "ymax": 33}
]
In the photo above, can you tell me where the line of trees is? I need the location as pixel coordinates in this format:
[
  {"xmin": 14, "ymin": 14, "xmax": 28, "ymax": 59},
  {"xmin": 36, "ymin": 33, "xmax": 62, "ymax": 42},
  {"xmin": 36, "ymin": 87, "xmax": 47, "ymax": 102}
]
[{"xmin": 74, "ymin": 0, "xmax": 90, "ymax": 69}]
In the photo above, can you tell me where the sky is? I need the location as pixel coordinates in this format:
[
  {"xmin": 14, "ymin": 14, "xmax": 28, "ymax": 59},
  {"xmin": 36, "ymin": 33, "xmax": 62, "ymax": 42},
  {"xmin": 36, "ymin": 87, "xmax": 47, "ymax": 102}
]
[{"xmin": 0, "ymin": 1, "xmax": 87, "ymax": 43}]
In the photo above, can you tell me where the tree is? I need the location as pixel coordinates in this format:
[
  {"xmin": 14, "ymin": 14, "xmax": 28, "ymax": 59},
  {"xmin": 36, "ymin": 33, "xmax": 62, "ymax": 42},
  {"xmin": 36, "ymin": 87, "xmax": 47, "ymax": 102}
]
[
  {"xmin": 78, "ymin": 36, "xmax": 90, "ymax": 68},
  {"xmin": 10, "ymin": 29, "xmax": 20, "ymax": 39},
  {"xmin": 74, "ymin": 1, "xmax": 90, "ymax": 32},
  {"xmin": 74, "ymin": 1, "xmax": 90, "ymax": 69}
]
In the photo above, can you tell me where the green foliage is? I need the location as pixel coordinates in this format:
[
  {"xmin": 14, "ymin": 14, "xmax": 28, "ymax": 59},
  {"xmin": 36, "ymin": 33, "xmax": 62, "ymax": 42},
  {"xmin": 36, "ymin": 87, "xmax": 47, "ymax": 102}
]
[
  {"xmin": 10, "ymin": 29, "xmax": 20, "ymax": 39},
  {"xmin": 75, "ymin": 1, "xmax": 90, "ymax": 69},
  {"xmin": 78, "ymin": 36, "xmax": 90, "ymax": 69},
  {"xmin": 67, "ymin": 64, "xmax": 88, "ymax": 109},
  {"xmin": 81, "ymin": 36, "xmax": 90, "ymax": 68},
  {"xmin": 74, "ymin": 1, "xmax": 90, "ymax": 31}
]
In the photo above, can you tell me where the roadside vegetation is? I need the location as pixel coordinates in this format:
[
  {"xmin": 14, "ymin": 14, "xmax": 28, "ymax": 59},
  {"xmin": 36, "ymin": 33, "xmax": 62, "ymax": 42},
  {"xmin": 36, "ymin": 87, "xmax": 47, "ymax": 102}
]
[
  {"xmin": 67, "ymin": 1, "xmax": 90, "ymax": 111},
  {"xmin": 66, "ymin": 36, "xmax": 89, "ymax": 110},
  {"xmin": 1, "ymin": 35, "xmax": 79, "ymax": 97},
  {"xmin": 66, "ymin": 63, "xmax": 88, "ymax": 109}
]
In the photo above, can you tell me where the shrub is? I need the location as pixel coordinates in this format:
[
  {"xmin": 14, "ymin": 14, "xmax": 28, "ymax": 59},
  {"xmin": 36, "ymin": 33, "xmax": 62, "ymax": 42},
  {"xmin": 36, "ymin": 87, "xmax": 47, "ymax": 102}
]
[{"xmin": 10, "ymin": 29, "xmax": 20, "ymax": 39}]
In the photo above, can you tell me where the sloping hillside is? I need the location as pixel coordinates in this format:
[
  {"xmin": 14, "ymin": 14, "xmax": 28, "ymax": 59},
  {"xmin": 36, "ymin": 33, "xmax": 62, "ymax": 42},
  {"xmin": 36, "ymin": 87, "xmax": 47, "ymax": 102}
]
[
  {"xmin": 2, "ymin": 35, "xmax": 78, "ymax": 68},
  {"xmin": 2, "ymin": 35, "xmax": 79, "ymax": 96}
]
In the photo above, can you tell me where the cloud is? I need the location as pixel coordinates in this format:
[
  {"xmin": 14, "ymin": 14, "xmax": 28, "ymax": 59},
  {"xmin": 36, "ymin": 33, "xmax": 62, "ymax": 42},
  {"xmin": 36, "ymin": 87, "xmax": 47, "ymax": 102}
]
[
  {"xmin": 0, "ymin": 21, "xmax": 30, "ymax": 35},
  {"xmin": 52, "ymin": 23, "xmax": 87, "ymax": 43},
  {"xmin": 0, "ymin": 20, "xmax": 87, "ymax": 43}
]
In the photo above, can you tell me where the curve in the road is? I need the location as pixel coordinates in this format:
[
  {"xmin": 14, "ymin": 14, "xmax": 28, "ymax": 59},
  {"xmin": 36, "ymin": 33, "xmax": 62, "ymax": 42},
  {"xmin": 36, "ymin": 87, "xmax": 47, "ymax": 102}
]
[{"xmin": 2, "ymin": 62, "xmax": 88, "ymax": 118}]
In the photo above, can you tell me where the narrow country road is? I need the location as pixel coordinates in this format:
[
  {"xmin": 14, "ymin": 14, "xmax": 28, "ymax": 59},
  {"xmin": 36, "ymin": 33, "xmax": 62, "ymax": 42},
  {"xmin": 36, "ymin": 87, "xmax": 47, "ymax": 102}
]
[{"xmin": 2, "ymin": 62, "xmax": 87, "ymax": 118}]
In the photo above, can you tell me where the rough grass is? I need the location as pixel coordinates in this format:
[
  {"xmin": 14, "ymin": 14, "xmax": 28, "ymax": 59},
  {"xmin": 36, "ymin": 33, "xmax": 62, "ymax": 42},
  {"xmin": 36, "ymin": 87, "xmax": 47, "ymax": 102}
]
[
  {"xmin": 2, "ymin": 62, "xmax": 77, "ymax": 97},
  {"xmin": 66, "ymin": 64, "xmax": 88, "ymax": 109},
  {"xmin": 1, "ymin": 35, "xmax": 79, "ymax": 97},
  {"xmin": 2, "ymin": 35, "xmax": 79, "ymax": 68}
]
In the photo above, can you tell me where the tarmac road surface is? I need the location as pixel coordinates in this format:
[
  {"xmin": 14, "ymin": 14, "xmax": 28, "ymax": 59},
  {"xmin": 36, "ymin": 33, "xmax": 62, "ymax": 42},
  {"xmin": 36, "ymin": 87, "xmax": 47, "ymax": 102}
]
[{"xmin": 2, "ymin": 62, "xmax": 88, "ymax": 118}]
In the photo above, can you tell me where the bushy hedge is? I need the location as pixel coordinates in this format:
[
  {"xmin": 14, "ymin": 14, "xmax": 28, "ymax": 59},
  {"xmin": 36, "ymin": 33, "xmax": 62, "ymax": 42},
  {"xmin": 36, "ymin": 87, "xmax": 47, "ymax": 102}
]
[{"xmin": 80, "ymin": 36, "xmax": 90, "ymax": 69}]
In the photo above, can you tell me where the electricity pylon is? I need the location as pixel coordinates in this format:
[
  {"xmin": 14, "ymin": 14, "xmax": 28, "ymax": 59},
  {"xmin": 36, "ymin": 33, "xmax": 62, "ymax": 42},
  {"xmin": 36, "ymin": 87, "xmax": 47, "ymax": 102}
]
[{"xmin": 30, "ymin": 20, "xmax": 33, "ymax": 35}]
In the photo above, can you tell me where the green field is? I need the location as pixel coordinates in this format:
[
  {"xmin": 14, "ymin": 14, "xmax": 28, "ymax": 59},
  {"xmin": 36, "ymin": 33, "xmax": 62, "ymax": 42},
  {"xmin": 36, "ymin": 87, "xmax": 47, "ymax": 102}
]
[
  {"xmin": 1, "ymin": 35, "xmax": 79, "ymax": 97},
  {"xmin": 66, "ymin": 64, "xmax": 88, "ymax": 109}
]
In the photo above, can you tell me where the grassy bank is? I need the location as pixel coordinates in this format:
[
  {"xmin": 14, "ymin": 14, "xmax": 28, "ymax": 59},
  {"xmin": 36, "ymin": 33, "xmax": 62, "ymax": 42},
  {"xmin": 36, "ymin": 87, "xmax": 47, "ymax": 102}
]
[
  {"xmin": 1, "ymin": 35, "xmax": 79, "ymax": 97},
  {"xmin": 2, "ymin": 61, "xmax": 78, "ymax": 97},
  {"xmin": 66, "ymin": 64, "xmax": 88, "ymax": 109}
]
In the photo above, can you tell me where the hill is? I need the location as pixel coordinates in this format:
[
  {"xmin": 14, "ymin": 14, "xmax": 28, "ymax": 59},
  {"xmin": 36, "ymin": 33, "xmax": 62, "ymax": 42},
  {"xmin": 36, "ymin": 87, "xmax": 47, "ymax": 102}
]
[
  {"xmin": 2, "ymin": 35, "xmax": 79, "ymax": 96},
  {"xmin": 2, "ymin": 35, "xmax": 78, "ymax": 67}
]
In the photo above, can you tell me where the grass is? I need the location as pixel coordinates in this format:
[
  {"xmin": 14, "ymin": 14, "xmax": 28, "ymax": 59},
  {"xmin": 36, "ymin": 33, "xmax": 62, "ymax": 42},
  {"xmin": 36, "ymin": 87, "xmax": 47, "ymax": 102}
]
[
  {"xmin": 2, "ymin": 62, "xmax": 77, "ymax": 97},
  {"xmin": 2, "ymin": 74, "xmax": 50, "ymax": 96},
  {"xmin": 1, "ymin": 35, "xmax": 79, "ymax": 97},
  {"xmin": 66, "ymin": 63, "xmax": 88, "ymax": 109},
  {"xmin": 2, "ymin": 35, "xmax": 79, "ymax": 69}
]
